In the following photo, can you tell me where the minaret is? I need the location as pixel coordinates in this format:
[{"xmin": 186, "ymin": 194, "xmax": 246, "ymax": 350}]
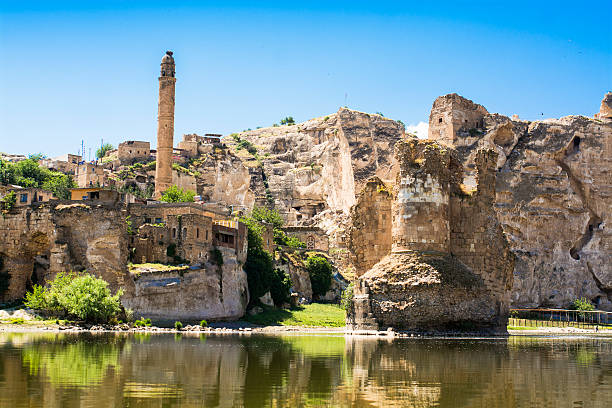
[{"xmin": 154, "ymin": 50, "xmax": 176, "ymax": 198}]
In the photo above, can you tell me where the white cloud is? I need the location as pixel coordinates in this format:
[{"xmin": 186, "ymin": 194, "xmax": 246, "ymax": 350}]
[{"xmin": 406, "ymin": 121, "xmax": 429, "ymax": 139}]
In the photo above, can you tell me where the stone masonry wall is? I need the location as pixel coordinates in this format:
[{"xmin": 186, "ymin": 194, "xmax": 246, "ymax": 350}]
[
  {"xmin": 347, "ymin": 177, "xmax": 393, "ymax": 276},
  {"xmin": 0, "ymin": 202, "xmax": 133, "ymax": 302}
]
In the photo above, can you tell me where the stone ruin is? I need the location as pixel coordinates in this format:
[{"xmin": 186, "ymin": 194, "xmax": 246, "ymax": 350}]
[{"xmin": 347, "ymin": 138, "xmax": 514, "ymax": 332}]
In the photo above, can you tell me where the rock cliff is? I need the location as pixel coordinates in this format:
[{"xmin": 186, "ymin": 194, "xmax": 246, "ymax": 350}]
[
  {"xmin": 347, "ymin": 140, "xmax": 514, "ymax": 332},
  {"xmin": 429, "ymin": 93, "xmax": 612, "ymax": 310},
  {"xmin": 225, "ymin": 108, "xmax": 404, "ymax": 246},
  {"xmin": 0, "ymin": 202, "xmax": 133, "ymax": 302}
]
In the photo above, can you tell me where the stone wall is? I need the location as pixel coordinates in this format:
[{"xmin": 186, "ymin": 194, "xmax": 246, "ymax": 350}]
[
  {"xmin": 429, "ymin": 93, "xmax": 612, "ymax": 310},
  {"xmin": 428, "ymin": 93, "xmax": 488, "ymax": 145},
  {"xmin": 347, "ymin": 177, "xmax": 393, "ymax": 276},
  {"xmin": 347, "ymin": 139, "xmax": 514, "ymax": 332},
  {"xmin": 0, "ymin": 202, "xmax": 133, "ymax": 302},
  {"xmin": 282, "ymin": 226, "xmax": 329, "ymax": 251},
  {"xmin": 118, "ymin": 141, "xmax": 151, "ymax": 164}
]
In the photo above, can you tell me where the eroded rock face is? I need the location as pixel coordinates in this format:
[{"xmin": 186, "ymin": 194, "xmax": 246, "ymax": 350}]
[
  {"xmin": 347, "ymin": 140, "xmax": 514, "ymax": 332},
  {"xmin": 123, "ymin": 247, "xmax": 249, "ymax": 321},
  {"xmin": 429, "ymin": 93, "xmax": 612, "ymax": 310},
  {"xmin": 226, "ymin": 108, "xmax": 403, "ymax": 234},
  {"xmin": 0, "ymin": 203, "xmax": 133, "ymax": 302}
]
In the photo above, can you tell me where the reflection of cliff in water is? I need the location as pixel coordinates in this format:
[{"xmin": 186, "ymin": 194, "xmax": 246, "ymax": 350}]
[{"xmin": 0, "ymin": 333, "xmax": 611, "ymax": 407}]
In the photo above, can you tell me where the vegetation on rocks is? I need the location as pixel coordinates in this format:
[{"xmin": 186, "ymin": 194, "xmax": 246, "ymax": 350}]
[
  {"xmin": 241, "ymin": 207, "xmax": 293, "ymax": 307},
  {"xmin": 24, "ymin": 272, "xmax": 123, "ymax": 323},
  {"xmin": 305, "ymin": 255, "xmax": 333, "ymax": 297},
  {"xmin": 160, "ymin": 185, "xmax": 195, "ymax": 203}
]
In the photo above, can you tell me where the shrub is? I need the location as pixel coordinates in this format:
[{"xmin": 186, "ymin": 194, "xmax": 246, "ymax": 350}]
[
  {"xmin": 24, "ymin": 272, "xmax": 123, "ymax": 323},
  {"xmin": 160, "ymin": 185, "xmax": 195, "ymax": 203},
  {"xmin": 280, "ymin": 116, "xmax": 295, "ymax": 125},
  {"xmin": 200, "ymin": 319, "xmax": 208, "ymax": 327},
  {"xmin": 1, "ymin": 191, "xmax": 17, "ymax": 212},
  {"xmin": 305, "ymin": 255, "xmax": 333, "ymax": 297},
  {"xmin": 174, "ymin": 321, "xmax": 183, "ymax": 330},
  {"xmin": 270, "ymin": 269, "xmax": 292, "ymax": 306},
  {"xmin": 340, "ymin": 282, "xmax": 354, "ymax": 311},
  {"xmin": 134, "ymin": 317, "xmax": 152, "ymax": 327},
  {"xmin": 570, "ymin": 297, "xmax": 595, "ymax": 311},
  {"xmin": 10, "ymin": 318, "xmax": 24, "ymax": 325}
]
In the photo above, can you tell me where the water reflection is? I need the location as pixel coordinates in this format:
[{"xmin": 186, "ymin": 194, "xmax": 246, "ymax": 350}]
[{"xmin": 0, "ymin": 332, "xmax": 610, "ymax": 407}]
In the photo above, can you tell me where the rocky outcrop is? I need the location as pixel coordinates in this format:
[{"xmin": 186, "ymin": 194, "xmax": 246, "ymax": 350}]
[
  {"xmin": 347, "ymin": 140, "xmax": 514, "ymax": 332},
  {"xmin": 0, "ymin": 202, "xmax": 133, "ymax": 302},
  {"xmin": 124, "ymin": 247, "xmax": 248, "ymax": 321},
  {"xmin": 429, "ymin": 93, "xmax": 612, "ymax": 310},
  {"xmin": 225, "ymin": 108, "xmax": 404, "ymax": 241}
]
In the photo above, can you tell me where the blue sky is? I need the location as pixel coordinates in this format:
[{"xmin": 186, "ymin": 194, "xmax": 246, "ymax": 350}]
[{"xmin": 1, "ymin": 1, "xmax": 611, "ymax": 158}]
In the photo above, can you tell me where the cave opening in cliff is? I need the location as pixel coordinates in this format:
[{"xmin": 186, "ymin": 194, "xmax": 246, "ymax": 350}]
[{"xmin": 566, "ymin": 136, "xmax": 581, "ymax": 156}]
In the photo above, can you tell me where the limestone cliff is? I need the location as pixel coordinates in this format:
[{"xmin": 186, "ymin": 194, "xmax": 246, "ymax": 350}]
[
  {"xmin": 0, "ymin": 202, "xmax": 133, "ymax": 302},
  {"xmin": 225, "ymin": 108, "xmax": 404, "ymax": 244},
  {"xmin": 429, "ymin": 93, "xmax": 612, "ymax": 310},
  {"xmin": 123, "ymin": 247, "xmax": 249, "ymax": 321}
]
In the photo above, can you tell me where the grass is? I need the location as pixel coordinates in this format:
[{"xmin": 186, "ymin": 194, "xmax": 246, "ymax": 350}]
[
  {"xmin": 128, "ymin": 263, "xmax": 189, "ymax": 274},
  {"xmin": 245, "ymin": 303, "xmax": 346, "ymax": 327}
]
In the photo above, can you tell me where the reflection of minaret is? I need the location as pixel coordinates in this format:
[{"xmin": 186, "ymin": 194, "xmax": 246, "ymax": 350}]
[{"xmin": 154, "ymin": 50, "xmax": 176, "ymax": 198}]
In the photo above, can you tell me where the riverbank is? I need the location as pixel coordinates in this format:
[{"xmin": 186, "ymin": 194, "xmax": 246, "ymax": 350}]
[{"xmin": 3, "ymin": 305, "xmax": 611, "ymax": 337}]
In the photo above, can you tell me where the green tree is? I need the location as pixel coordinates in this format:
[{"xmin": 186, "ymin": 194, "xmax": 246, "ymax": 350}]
[
  {"xmin": 96, "ymin": 143, "xmax": 114, "ymax": 159},
  {"xmin": 305, "ymin": 255, "xmax": 333, "ymax": 297},
  {"xmin": 0, "ymin": 159, "xmax": 17, "ymax": 185},
  {"xmin": 280, "ymin": 116, "xmax": 295, "ymax": 125},
  {"xmin": 42, "ymin": 173, "xmax": 76, "ymax": 200},
  {"xmin": 24, "ymin": 271, "xmax": 123, "ymax": 323},
  {"xmin": 160, "ymin": 185, "xmax": 195, "ymax": 203},
  {"xmin": 251, "ymin": 206, "xmax": 284, "ymax": 229},
  {"xmin": 269, "ymin": 269, "xmax": 292, "ymax": 306}
]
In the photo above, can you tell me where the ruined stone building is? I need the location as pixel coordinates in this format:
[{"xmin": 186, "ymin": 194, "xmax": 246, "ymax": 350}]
[
  {"xmin": 347, "ymin": 139, "xmax": 514, "ymax": 332},
  {"xmin": 154, "ymin": 51, "xmax": 176, "ymax": 198},
  {"xmin": 118, "ymin": 141, "xmax": 151, "ymax": 164},
  {"xmin": 427, "ymin": 93, "xmax": 612, "ymax": 310}
]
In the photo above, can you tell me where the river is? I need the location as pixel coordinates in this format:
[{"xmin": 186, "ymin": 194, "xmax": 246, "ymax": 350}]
[{"xmin": 0, "ymin": 332, "xmax": 610, "ymax": 407}]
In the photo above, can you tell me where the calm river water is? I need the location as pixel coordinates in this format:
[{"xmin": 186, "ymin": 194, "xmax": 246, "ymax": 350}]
[{"xmin": 0, "ymin": 332, "xmax": 610, "ymax": 407}]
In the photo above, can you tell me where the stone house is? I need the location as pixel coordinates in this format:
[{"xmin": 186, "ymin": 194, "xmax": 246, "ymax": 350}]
[
  {"xmin": 282, "ymin": 226, "xmax": 329, "ymax": 251},
  {"xmin": 2, "ymin": 187, "xmax": 56, "ymax": 207},
  {"xmin": 128, "ymin": 202, "xmax": 247, "ymax": 265},
  {"xmin": 118, "ymin": 141, "xmax": 151, "ymax": 164},
  {"xmin": 75, "ymin": 163, "xmax": 106, "ymax": 188}
]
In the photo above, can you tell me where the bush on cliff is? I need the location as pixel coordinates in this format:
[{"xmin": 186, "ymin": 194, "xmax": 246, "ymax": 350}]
[
  {"xmin": 305, "ymin": 255, "xmax": 333, "ymax": 298},
  {"xmin": 24, "ymin": 272, "xmax": 123, "ymax": 323},
  {"xmin": 160, "ymin": 185, "xmax": 195, "ymax": 203},
  {"xmin": 241, "ymin": 210, "xmax": 293, "ymax": 307}
]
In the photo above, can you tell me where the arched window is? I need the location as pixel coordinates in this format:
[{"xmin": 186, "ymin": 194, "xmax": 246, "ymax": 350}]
[
  {"xmin": 183, "ymin": 228, "xmax": 187, "ymax": 239},
  {"xmin": 172, "ymin": 228, "xmax": 176, "ymax": 238},
  {"xmin": 196, "ymin": 228, "xmax": 200, "ymax": 239},
  {"xmin": 307, "ymin": 235, "xmax": 315, "ymax": 250}
]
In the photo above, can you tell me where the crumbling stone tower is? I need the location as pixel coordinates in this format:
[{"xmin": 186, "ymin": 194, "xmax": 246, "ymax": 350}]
[
  {"xmin": 428, "ymin": 93, "xmax": 488, "ymax": 146},
  {"xmin": 393, "ymin": 141, "xmax": 456, "ymax": 253},
  {"xmin": 154, "ymin": 51, "xmax": 176, "ymax": 198}
]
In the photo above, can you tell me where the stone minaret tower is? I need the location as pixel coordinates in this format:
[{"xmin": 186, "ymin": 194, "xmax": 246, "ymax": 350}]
[{"xmin": 154, "ymin": 51, "xmax": 176, "ymax": 198}]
